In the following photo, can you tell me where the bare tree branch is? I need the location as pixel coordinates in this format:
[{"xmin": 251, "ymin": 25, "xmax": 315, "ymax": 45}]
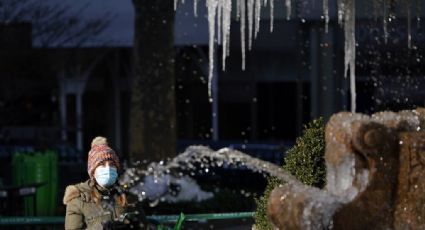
[{"xmin": 0, "ymin": 0, "xmax": 111, "ymax": 47}]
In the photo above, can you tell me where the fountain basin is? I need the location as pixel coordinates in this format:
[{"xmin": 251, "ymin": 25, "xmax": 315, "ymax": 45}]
[{"xmin": 267, "ymin": 108, "xmax": 425, "ymax": 230}]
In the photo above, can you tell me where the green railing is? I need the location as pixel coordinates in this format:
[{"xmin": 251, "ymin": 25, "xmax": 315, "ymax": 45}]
[
  {"xmin": 0, "ymin": 216, "xmax": 64, "ymax": 225},
  {"xmin": 0, "ymin": 212, "xmax": 254, "ymax": 225},
  {"xmin": 146, "ymin": 212, "xmax": 254, "ymax": 223}
]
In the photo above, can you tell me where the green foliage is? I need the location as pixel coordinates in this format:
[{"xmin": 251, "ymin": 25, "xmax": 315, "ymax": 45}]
[
  {"xmin": 253, "ymin": 118, "xmax": 326, "ymax": 230},
  {"xmin": 283, "ymin": 117, "xmax": 326, "ymax": 188},
  {"xmin": 253, "ymin": 177, "xmax": 281, "ymax": 230}
]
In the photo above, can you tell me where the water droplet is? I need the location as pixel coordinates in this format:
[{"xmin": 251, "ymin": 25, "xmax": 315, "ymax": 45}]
[{"xmin": 149, "ymin": 199, "xmax": 160, "ymax": 207}]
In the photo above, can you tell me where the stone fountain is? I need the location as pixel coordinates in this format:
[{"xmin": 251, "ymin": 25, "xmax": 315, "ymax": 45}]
[{"xmin": 267, "ymin": 108, "xmax": 425, "ymax": 230}]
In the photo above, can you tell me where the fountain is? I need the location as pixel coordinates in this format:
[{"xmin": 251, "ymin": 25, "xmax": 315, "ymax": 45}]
[
  {"xmin": 110, "ymin": 108, "xmax": 425, "ymax": 229},
  {"xmin": 267, "ymin": 107, "xmax": 425, "ymax": 229}
]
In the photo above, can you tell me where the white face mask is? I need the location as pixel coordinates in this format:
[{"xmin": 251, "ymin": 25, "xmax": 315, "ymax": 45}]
[{"xmin": 94, "ymin": 166, "xmax": 118, "ymax": 187}]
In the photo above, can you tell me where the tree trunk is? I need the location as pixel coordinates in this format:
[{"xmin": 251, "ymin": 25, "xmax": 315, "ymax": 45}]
[{"xmin": 130, "ymin": 0, "xmax": 176, "ymax": 162}]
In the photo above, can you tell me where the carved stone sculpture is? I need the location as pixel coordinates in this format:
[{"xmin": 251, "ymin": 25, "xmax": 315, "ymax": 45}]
[{"xmin": 267, "ymin": 108, "xmax": 425, "ymax": 230}]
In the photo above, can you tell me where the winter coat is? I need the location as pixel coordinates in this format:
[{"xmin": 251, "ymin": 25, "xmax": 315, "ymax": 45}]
[{"xmin": 63, "ymin": 179, "xmax": 125, "ymax": 230}]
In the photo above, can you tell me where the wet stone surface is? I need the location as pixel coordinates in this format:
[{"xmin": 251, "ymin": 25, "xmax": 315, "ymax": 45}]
[{"xmin": 267, "ymin": 108, "xmax": 425, "ymax": 230}]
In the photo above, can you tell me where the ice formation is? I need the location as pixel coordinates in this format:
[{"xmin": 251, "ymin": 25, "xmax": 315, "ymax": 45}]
[
  {"xmin": 175, "ymin": 0, "xmax": 293, "ymax": 99},
  {"xmin": 339, "ymin": 0, "xmax": 356, "ymax": 112},
  {"xmin": 173, "ymin": 0, "xmax": 415, "ymax": 111}
]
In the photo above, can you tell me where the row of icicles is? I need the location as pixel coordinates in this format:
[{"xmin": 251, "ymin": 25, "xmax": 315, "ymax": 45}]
[{"xmin": 174, "ymin": 0, "xmax": 420, "ymax": 113}]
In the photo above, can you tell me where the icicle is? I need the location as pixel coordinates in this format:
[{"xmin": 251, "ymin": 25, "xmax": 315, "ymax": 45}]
[
  {"xmin": 285, "ymin": 0, "xmax": 291, "ymax": 20},
  {"xmin": 254, "ymin": 0, "xmax": 261, "ymax": 38},
  {"xmin": 270, "ymin": 0, "xmax": 274, "ymax": 32},
  {"xmin": 226, "ymin": 21, "xmax": 232, "ymax": 56},
  {"xmin": 222, "ymin": 0, "xmax": 232, "ymax": 70},
  {"xmin": 343, "ymin": 0, "xmax": 357, "ymax": 113},
  {"xmin": 337, "ymin": 0, "xmax": 345, "ymax": 26},
  {"xmin": 236, "ymin": 0, "xmax": 241, "ymax": 20},
  {"xmin": 383, "ymin": 0, "xmax": 388, "ymax": 44},
  {"xmin": 264, "ymin": 0, "xmax": 268, "ymax": 5},
  {"xmin": 194, "ymin": 0, "xmax": 198, "ymax": 17},
  {"xmin": 217, "ymin": 0, "xmax": 222, "ymax": 44},
  {"xmin": 248, "ymin": 0, "xmax": 254, "ymax": 49},
  {"xmin": 323, "ymin": 0, "xmax": 329, "ymax": 33},
  {"xmin": 207, "ymin": 0, "xmax": 218, "ymax": 99},
  {"xmin": 241, "ymin": 0, "xmax": 246, "ymax": 70},
  {"xmin": 174, "ymin": 0, "xmax": 178, "ymax": 10},
  {"xmin": 407, "ymin": 0, "xmax": 412, "ymax": 49}
]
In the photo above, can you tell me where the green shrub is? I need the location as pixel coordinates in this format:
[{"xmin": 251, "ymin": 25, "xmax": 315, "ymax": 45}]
[
  {"xmin": 283, "ymin": 117, "xmax": 326, "ymax": 188},
  {"xmin": 253, "ymin": 118, "xmax": 326, "ymax": 230},
  {"xmin": 253, "ymin": 177, "xmax": 281, "ymax": 230}
]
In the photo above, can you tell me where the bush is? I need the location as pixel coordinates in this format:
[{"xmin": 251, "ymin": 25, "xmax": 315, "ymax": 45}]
[
  {"xmin": 253, "ymin": 177, "xmax": 281, "ymax": 230},
  {"xmin": 283, "ymin": 117, "xmax": 326, "ymax": 188},
  {"xmin": 253, "ymin": 118, "xmax": 326, "ymax": 230}
]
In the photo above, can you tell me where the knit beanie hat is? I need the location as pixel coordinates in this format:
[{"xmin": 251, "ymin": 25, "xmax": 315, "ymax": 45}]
[{"xmin": 87, "ymin": 136, "xmax": 120, "ymax": 178}]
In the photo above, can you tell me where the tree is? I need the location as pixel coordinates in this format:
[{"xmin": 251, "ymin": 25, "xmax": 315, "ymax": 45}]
[
  {"xmin": 130, "ymin": 0, "xmax": 176, "ymax": 162},
  {"xmin": 0, "ymin": 0, "xmax": 110, "ymax": 47}
]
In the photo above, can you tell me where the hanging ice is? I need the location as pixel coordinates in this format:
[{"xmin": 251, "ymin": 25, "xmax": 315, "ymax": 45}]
[
  {"xmin": 240, "ymin": 0, "xmax": 247, "ymax": 70},
  {"xmin": 342, "ymin": 0, "xmax": 357, "ymax": 113},
  {"xmin": 217, "ymin": 0, "xmax": 222, "ymax": 44},
  {"xmin": 254, "ymin": 0, "xmax": 262, "ymax": 38},
  {"xmin": 248, "ymin": 0, "xmax": 254, "ymax": 50},
  {"xmin": 206, "ymin": 0, "xmax": 218, "ymax": 99},
  {"xmin": 323, "ymin": 0, "xmax": 329, "ymax": 32},
  {"xmin": 174, "ymin": 0, "xmax": 367, "ymax": 110},
  {"xmin": 236, "ymin": 0, "xmax": 241, "ymax": 19},
  {"xmin": 222, "ymin": 0, "xmax": 232, "ymax": 70},
  {"xmin": 174, "ymin": 0, "xmax": 178, "ymax": 10},
  {"xmin": 194, "ymin": 0, "xmax": 198, "ymax": 17},
  {"xmin": 285, "ymin": 0, "xmax": 291, "ymax": 20},
  {"xmin": 270, "ymin": 0, "xmax": 274, "ymax": 32},
  {"xmin": 337, "ymin": 0, "xmax": 345, "ymax": 25}
]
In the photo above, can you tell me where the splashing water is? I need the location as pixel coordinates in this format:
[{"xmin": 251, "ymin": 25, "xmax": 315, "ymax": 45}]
[
  {"xmin": 118, "ymin": 144, "xmax": 375, "ymax": 229},
  {"xmin": 119, "ymin": 146, "xmax": 302, "ymax": 205}
]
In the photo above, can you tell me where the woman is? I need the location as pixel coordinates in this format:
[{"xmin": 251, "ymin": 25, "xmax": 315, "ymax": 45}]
[{"xmin": 63, "ymin": 136, "xmax": 126, "ymax": 229}]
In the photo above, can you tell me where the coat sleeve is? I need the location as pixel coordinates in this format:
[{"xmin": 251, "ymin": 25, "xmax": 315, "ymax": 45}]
[{"xmin": 65, "ymin": 198, "xmax": 85, "ymax": 230}]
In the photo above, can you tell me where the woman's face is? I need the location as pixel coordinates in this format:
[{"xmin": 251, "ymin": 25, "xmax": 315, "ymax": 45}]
[
  {"xmin": 99, "ymin": 161, "xmax": 117, "ymax": 170},
  {"xmin": 94, "ymin": 161, "xmax": 118, "ymax": 187}
]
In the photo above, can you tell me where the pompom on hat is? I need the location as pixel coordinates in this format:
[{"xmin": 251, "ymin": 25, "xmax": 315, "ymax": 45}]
[{"xmin": 87, "ymin": 136, "xmax": 120, "ymax": 178}]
